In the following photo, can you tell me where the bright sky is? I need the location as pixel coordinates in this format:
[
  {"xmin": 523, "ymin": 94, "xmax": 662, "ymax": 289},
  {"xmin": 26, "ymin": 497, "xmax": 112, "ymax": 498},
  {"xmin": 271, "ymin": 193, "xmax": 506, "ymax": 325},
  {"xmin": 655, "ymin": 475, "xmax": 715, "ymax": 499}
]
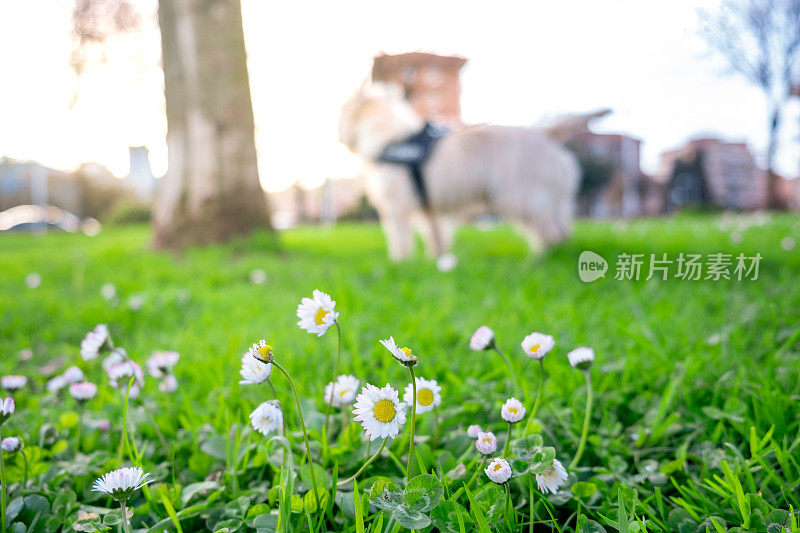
[{"xmin": 1, "ymin": 0, "xmax": 798, "ymax": 192}]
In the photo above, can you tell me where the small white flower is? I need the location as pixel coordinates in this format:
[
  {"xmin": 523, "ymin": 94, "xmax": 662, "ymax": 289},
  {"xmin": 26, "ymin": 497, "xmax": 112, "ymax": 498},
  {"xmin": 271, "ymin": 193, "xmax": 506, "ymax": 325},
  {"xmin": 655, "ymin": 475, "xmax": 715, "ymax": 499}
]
[
  {"xmin": 436, "ymin": 253, "xmax": 458, "ymax": 272},
  {"xmin": 1, "ymin": 375, "xmax": 27, "ymax": 391},
  {"xmin": 102, "ymin": 348, "xmax": 127, "ymax": 373},
  {"xmin": 501, "ymin": 397, "xmax": 525, "ymax": 423},
  {"xmin": 781, "ymin": 236, "xmax": 796, "ymax": 251},
  {"xmin": 1, "ymin": 437, "xmax": 22, "ymax": 454},
  {"xmin": 63, "ymin": 366, "xmax": 85, "ymax": 384},
  {"xmin": 46, "ymin": 375, "xmax": 68, "ymax": 394},
  {"xmin": 250, "ymin": 269, "xmax": 268, "ymax": 285},
  {"xmin": 568, "ymin": 347, "xmax": 595, "ymax": 370},
  {"xmin": 146, "ymin": 351, "xmax": 180, "ymax": 378},
  {"xmin": 247, "ymin": 339, "xmax": 274, "ymax": 363},
  {"xmin": 324, "ymin": 375, "xmax": 360, "ymax": 407},
  {"xmin": 296, "ymin": 290, "xmax": 339, "ymax": 336},
  {"xmin": 159, "ymin": 375, "xmax": 178, "ymax": 393},
  {"xmin": 475, "ymin": 431, "xmax": 497, "ymax": 455},
  {"xmin": 0, "ymin": 397, "xmax": 14, "ymax": 425},
  {"xmin": 521, "ymin": 332, "xmax": 555, "ymax": 360},
  {"xmin": 239, "ymin": 351, "xmax": 272, "ymax": 385},
  {"xmin": 470, "ymin": 326, "xmax": 495, "ymax": 351},
  {"xmin": 353, "ymin": 383, "xmax": 407, "ymax": 441},
  {"xmin": 92, "ymin": 466, "xmax": 152, "ymax": 501},
  {"xmin": 26, "ymin": 272, "xmax": 41, "ymax": 289},
  {"xmin": 107, "ymin": 361, "xmax": 144, "ymax": 394},
  {"xmin": 101, "ymin": 283, "xmax": 117, "ymax": 301},
  {"xmin": 69, "ymin": 382, "xmax": 98, "ymax": 402},
  {"xmin": 403, "ymin": 377, "xmax": 442, "ymax": 414},
  {"xmin": 81, "ymin": 324, "xmax": 109, "ymax": 360},
  {"xmin": 128, "ymin": 294, "xmax": 144, "ymax": 311},
  {"xmin": 379, "ymin": 337, "xmax": 418, "ymax": 367},
  {"xmin": 249, "ymin": 400, "xmax": 283, "ymax": 436},
  {"xmin": 485, "ymin": 458, "xmax": 512, "ymax": 484},
  {"xmin": 467, "ymin": 424, "xmax": 483, "ymax": 438},
  {"xmin": 536, "ymin": 458, "xmax": 568, "ymax": 495}
]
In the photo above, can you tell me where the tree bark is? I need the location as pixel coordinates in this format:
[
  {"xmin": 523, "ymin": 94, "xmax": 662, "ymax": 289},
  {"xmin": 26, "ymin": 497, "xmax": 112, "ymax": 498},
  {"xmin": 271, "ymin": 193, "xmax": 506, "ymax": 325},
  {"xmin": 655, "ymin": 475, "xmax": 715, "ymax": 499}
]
[
  {"xmin": 765, "ymin": 104, "xmax": 785, "ymax": 210},
  {"xmin": 153, "ymin": 0, "xmax": 270, "ymax": 249}
]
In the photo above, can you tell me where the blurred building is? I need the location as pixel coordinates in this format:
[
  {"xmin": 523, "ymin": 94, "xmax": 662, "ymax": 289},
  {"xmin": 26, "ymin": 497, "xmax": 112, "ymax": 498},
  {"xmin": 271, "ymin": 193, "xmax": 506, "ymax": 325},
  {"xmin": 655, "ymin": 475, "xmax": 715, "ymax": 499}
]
[
  {"xmin": 124, "ymin": 146, "xmax": 158, "ymax": 202},
  {"xmin": 0, "ymin": 158, "xmax": 81, "ymax": 214},
  {"xmin": 269, "ymin": 176, "xmax": 368, "ymax": 229},
  {"xmin": 372, "ymin": 52, "xmax": 467, "ymax": 126}
]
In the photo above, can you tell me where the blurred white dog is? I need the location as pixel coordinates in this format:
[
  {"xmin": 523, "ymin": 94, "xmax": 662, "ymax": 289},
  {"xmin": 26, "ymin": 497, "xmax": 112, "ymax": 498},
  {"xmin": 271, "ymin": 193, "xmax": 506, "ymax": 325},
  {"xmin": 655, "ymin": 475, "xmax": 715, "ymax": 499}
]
[{"xmin": 339, "ymin": 83, "xmax": 608, "ymax": 261}]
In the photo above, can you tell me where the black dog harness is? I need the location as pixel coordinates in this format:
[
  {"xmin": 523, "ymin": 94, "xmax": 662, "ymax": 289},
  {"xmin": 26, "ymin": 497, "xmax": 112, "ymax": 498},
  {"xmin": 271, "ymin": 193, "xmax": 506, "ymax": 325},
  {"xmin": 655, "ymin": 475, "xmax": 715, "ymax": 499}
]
[{"xmin": 378, "ymin": 122, "xmax": 448, "ymax": 208}]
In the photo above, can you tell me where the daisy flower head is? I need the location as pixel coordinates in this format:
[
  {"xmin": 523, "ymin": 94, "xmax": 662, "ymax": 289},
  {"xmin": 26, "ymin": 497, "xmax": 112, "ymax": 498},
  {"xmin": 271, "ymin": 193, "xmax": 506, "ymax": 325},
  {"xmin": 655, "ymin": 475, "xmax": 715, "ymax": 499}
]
[
  {"xmin": 102, "ymin": 348, "xmax": 127, "ymax": 373},
  {"xmin": 467, "ymin": 424, "xmax": 483, "ymax": 439},
  {"xmin": 379, "ymin": 337, "xmax": 418, "ymax": 367},
  {"xmin": 247, "ymin": 339, "xmax": 274, "ymax": 364},
  {"xmin": 296, "ymin": 290, "xmax": 339, "ymax": 336},
  {"xmin": 470, "ymin": 326, "xmax": 495, "ymax": 351},
  {"xmin": 92, "ymin": 466, "xmax": 152, "ymax": 502},
  {"xmin": 1, "ymin": 375, "xmax": 27, "ymax": 391},
  {"xmin": 403, "ymin": 377, "xmax": 442, "ymax": 414},
  {"xmin": 324, "ymin": 374, "xmax": 360, "ymax": 407},
  {"xmin": 353, "ymin": 383, "xmax": 407, "ymax": 441},
  {"xmin": 81, "ymin": 324, "xmax": 109, "ymax": 360},
  {"xmin": 159, "ymin": 374, "xmax": 178, "ymax": 393},
  {"xmin": 536, "ymin": 458, "xmax": 568, "ymax": 495},
  {"xmin": 249, "ymin": 400, "xmax": 283, "ymax": 436},
  {"xmin": 107, "ymin": 360, "xmax": 144, "ymax": 398},
  {"xmin": 568, "ymin": 347, "xmax": 595, "ymax": 370},
  {"xmin": 501, "ymin": 397, "xmax": 525, "ymax": 423},
  {"xmin": 0, "ymin": 397, "xmax": 14, "ymax": 425},
  {"xmin": 239, "ymin": 351, "xmax": 272, "ymax": 385},
  {"xmin": 1, "ymin": 437, "xmax": 22, "ymax": 454},
  {"xmin": 521, "ymin": 332, "xmax": 555, "ymax": 360},
  {"xmin": 69, "ymin": 382, "xmax": 98, "ymax": 403},
  {"xmin": 146, "ymin": 351, "xmax": 180, "ymax": 378},
  {"xmin": 475, "ymin": 431, "xmax": 497, "ymax": 455},
  {"xmin": 63, "ymin": 366, "xmax": 85, "ymax": 384},
  {"xmin": 485, "ymin": 458, "xmax": 512, "ymax": 484},
  {"xmin": 46, "ymin": 375, "xmax": 68, "ymax": 394}
]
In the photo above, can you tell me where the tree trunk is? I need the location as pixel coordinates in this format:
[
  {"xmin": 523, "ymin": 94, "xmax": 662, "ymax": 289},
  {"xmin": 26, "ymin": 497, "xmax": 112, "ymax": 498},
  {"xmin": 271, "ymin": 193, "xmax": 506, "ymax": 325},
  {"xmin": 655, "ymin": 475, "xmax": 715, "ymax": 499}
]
[
  {"xmin": 765, "ymin": 104, "xmax": 785, "ymax": 210},
  {"xmin": 153, "ymin": 0, "xmax": 270, "ymax": 249}
]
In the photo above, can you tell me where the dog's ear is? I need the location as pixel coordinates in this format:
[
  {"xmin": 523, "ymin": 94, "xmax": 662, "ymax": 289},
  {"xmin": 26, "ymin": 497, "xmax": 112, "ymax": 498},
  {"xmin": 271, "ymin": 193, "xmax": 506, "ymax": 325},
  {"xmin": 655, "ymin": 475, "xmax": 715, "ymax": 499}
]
[{"xmin": 383, "ymin": 82, "xmax": 405, "ymax": 100}]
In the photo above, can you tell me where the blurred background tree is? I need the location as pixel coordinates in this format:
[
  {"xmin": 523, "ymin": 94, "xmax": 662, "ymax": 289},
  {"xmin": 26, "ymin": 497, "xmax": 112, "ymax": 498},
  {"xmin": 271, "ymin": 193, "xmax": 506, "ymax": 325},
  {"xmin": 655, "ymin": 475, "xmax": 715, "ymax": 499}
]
[
  {"xmin": 701, "ymin": 0, "xmax": 800, "ymax": 209},
  {"xmin": 72, "ymin": 0, "xmax": 271, "ymax": 248}
]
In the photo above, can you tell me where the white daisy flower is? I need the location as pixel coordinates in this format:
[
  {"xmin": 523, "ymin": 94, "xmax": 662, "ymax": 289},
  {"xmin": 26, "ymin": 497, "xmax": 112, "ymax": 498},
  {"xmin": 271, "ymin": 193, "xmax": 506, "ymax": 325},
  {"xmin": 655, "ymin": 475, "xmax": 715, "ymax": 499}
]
[
  {"xmin": 102, "ymin": 348, "xmax": 127, "ymax": 373},
  {"xmin": 353, "ymin": 383, "xmax": 407, "ymax": 441},
  {"xmin": 92, "ymin": 466, "xmax": 152, "ymax": 501},
  {"xmin": 249, "ymin": 269, "xmax": 268, "ymax": 285},
  {"xmin": 159, "ymin": 375, "xmax": 178, "ymax": 393},
  {"xmin": 247, "ymin": 339, "xmax": 274, "ymax": 364},
  {"xmin": 46, "ymin": 375, "xmax": 68, "ymax": 394},
  {"xmin": 81, "ymin": 324, "xmax": 109, "ymax": 360},
  {"xmin": 101, "ymin": 283, "xmax": 117, "ymax": 301},
  {"xmin": 470, "ymin": 326, "xmax": 495, "ymax": 351},
  {"xmin": 485, "ymin": 458, "xmax": 512, "ymax": 484},
  {"xmin": 0, "ymin": 397, "xmax": 14, "ymax": 425},
  {"xmin": 26, "ymin": 272, "xmax": 41, "ymax": 289},
  {"xmin": 475, "ymin": 431, "xmax": 497, "ymax": 455},
  {"xmin": 108, "ymin": 361, "xmax": 145, "ymax": 397},
  {"xmin": 521, "ymin": 332, "xmax": 555, "ymax": 360},
  {"xmin": 63, "ymin": 366, "xmax": 85, "ymax": 384},
  {"xmin": 467, "ymin": 424, "xmax": 483, "ymax": 438},
  {"xmin": 379, "ymin": 337, "xmax": 418, "ymax": 367},
  {"xmin": 403, "ymin": 377, "xmax": 442, "ymax": 414},
  {"xmin": 501, "ymin": 397, "xmax": 525, "ymax": 423},
  {"xmin": 69, "ymin": 382, "xmax": 98, "ymax": 402},
  {"xmin": 146, "ymin": 351, "xmax": 180, "ymax": 378},
  {"xmin": 536, "ymin": 458, "xmax": 568, "ymax": 495},
  {"xmin": 249, "ymin": 400, "xmax": 283, "ymax": 436},
  {"xmin": 324, "ymin": 374, "xmax": 360, "ymax": 407},
  {"xmin": 296, "ymin": 290, "xmax": 339, "ymax": 336},
  {"xmin": 436, "ymin": 253, "xmax": 458, "ymax": 272},
  {"xmin": 1, "ymin": 437, "xmax": 22, "ymax": 454},
  {"xmin": 1, "ymin": 375, "xmax": 27, "ymax": 391},
  {"xmin": 567, "ymin": 347, "xmax": 595, "ymax": 370},
  {"xmin": 239, "ymin": 351, "xmax": 272, "ymax": 385}
]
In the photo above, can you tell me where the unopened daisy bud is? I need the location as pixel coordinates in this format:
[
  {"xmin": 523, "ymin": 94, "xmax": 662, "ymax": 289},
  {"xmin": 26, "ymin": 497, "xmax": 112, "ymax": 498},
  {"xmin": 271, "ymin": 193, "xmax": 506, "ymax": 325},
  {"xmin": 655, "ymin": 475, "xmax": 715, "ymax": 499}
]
[
  {"xmin": 296, "ymin": 289, "xmax": 339, "ymax": 337},
  {"xmin": 475, "ymin": 431, "xmax": 497, "ymax": 455},
  {"xmin": 485, "ymin": 458, "xmax": 512, "ymax": 484},
  {"xmin": 567, "ymin": 347, "xmax": 595, "ymax": 370},
  {"xmin": 1, "ymin": 436, "xmax": 22, "ymax": 454},
  {"xmin": 403, "ymin": 377, "xmax": 441, "ymax": 414},
  {"xmin": 81, "ymin": 324, "xmax": 109, "ymax": 360},
  {"xmin": 92, "ymin": 466, "xmax": 152, "ymax": 502},
  {"xmin": 249, "ymin": 400, "xmax": 283, "ymax": 436},
  {"xmin": 239, "ymin": 351, "xmax": 272, "ymax": 385},
  {"xmin": 467, "ymin": 424, "xmax": 482, "ymax": 438},
  {"xmin": 0, "ymin": 397, "xmax": 14, "ymax": 426},
  {"xmin": 501, "ymin": 397, "xmax": 525, "ymax": 423},
  {"xmin": 379, "ymin": 337, "xmax": 418, "ymax": 367},
  {"xmin": 353, "ymin": 383, "xmax": 407, "ymax": 441},
  {"xmin": 63, "ymin": 366, "xmax": 85, "ymax": 384},
  {"xmin": 248, "ymin": 339, "xmax": 274, "ymax": 364},
  {"xmin": 521, "ymin": 332, "xmax": 555, "ymax": 360},
  {"xmin": 1, "ymin": 375, "xmax": 27, "ymax": 391},
  {"xmin": 70, "ymin": 382, "xmax": 98, "ymax": 403},
  {"xmin": 470, "ymin": 326, "xmax": 495, "ymax": 351},
  {"xmin": 536, "ymin": 458, "xmax": 568, "ymax": 494},
  {"xmin": 159, "ymin": 374, "xmax": 178, "ymax": 393},
  {"xmin": 324, "ymin": 375, "xmax": 359, "ymax": 407}
]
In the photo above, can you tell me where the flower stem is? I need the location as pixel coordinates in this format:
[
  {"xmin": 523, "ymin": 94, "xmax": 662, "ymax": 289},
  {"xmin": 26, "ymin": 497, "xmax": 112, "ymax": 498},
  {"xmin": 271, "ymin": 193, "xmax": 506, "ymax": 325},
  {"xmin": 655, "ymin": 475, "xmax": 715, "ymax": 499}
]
[
  {"xmin": 120, "ymin": 500, "xmax": 132, "ymax": 533},
  {"xmin": 528, "ymin": 474, "xmax": 535, "ymax": 533},
  {"xmin": 323, "ymin": 321, "xmax": 343, "ymax": 448},
  {"xmin": 337, "ymin": 438, "xmax": 387, "ymax": 486},
  {"xmin": 432, "ymin": 406, "xmax": 440, "ymax": 448},
  {"xmin": 77, "ymin": 406, "xmax": 83, "ymax": 455},
  {"xmin": 1, "ymin": 427, "xmax": 6, "ymax": 533},
  {"xmin": 569, "ymin": 370, "xmax": 594, "ymax": 469},
  {"xmin": 272, "ymin": 360, "xmax": 321, "ymax": 513},
  {"xmin": 464, "ymin": 456, "xmax": 486, "ymax": 491},
  {"xmin": 493, "ymin": 345, "xmax": 519, "ymax": 395},
  {"xmin": 406, "ymin": 367, "xmax": 417, "ymax": 482},
  {"xmin": 21, "ymin": 450, "xmax": 28, "ymax": 491},
  {"xmin": 503, "ymin": 422, "xmax": 512, "ymax": 456},
  {"xmin": 522, "ymin": 359, "xmax": 545, "ymax": 436}
]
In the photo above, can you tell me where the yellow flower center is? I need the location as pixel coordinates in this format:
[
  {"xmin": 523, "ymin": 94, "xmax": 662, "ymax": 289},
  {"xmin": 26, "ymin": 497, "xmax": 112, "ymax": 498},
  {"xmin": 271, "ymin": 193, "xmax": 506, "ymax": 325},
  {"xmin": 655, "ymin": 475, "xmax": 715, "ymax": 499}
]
[
  {"xmin": 257, "ymin": 344, "xmax": 272, "ymax": 358},
  {"xmin": 417, "ymin": 388, "xmax": 434, "ymax": 406},
  {"xmin": 373, "ymin": 399, "xmax": 396, "ymax": 423},
  {"xmin": 315, "ymin": 308, "xmax": 329, "ymax": 325},
  {"xmin": 482, "ymin": 438, "xmax": 492, "ymax": 445},
  {"xmin": 493, "ymin": 463, "xmax": 503, "ymax": 472},
  {"xmin": 339, "ymin": 389, "xmax": 349, "ymax": 397},
  {"xmin": 401, "ymin": 347, "xmax": 414, "ymax": 358},
  {"xmin": 508, "ymin": 407, "xmax": 518, "ymax": 414},
  {"xmin": 529, "ymin": 344, "xmax": 541, "ymax": 353}
]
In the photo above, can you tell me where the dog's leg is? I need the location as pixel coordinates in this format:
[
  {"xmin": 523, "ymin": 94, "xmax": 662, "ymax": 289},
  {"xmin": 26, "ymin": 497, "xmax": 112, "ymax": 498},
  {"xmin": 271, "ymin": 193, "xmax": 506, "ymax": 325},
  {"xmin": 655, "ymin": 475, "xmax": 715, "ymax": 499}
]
[
  {"xmin": 516, "ymin": 220, "xmax": 545, "ymax": 256},
  {"xmin": 415, "ymin": 213, "xmax": 454, "ymax": 257},
  {"xmin": 381, "ymin": 209, "xmax": 414, "ymax": 260}
]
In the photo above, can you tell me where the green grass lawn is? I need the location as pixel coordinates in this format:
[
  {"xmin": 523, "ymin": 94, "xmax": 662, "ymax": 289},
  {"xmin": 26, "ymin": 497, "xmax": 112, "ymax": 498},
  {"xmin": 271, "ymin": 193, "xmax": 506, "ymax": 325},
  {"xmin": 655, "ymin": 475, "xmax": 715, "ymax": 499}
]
[{"xmin": 1, "ymin": 214, "xmax": 799, "ymax": 532}]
